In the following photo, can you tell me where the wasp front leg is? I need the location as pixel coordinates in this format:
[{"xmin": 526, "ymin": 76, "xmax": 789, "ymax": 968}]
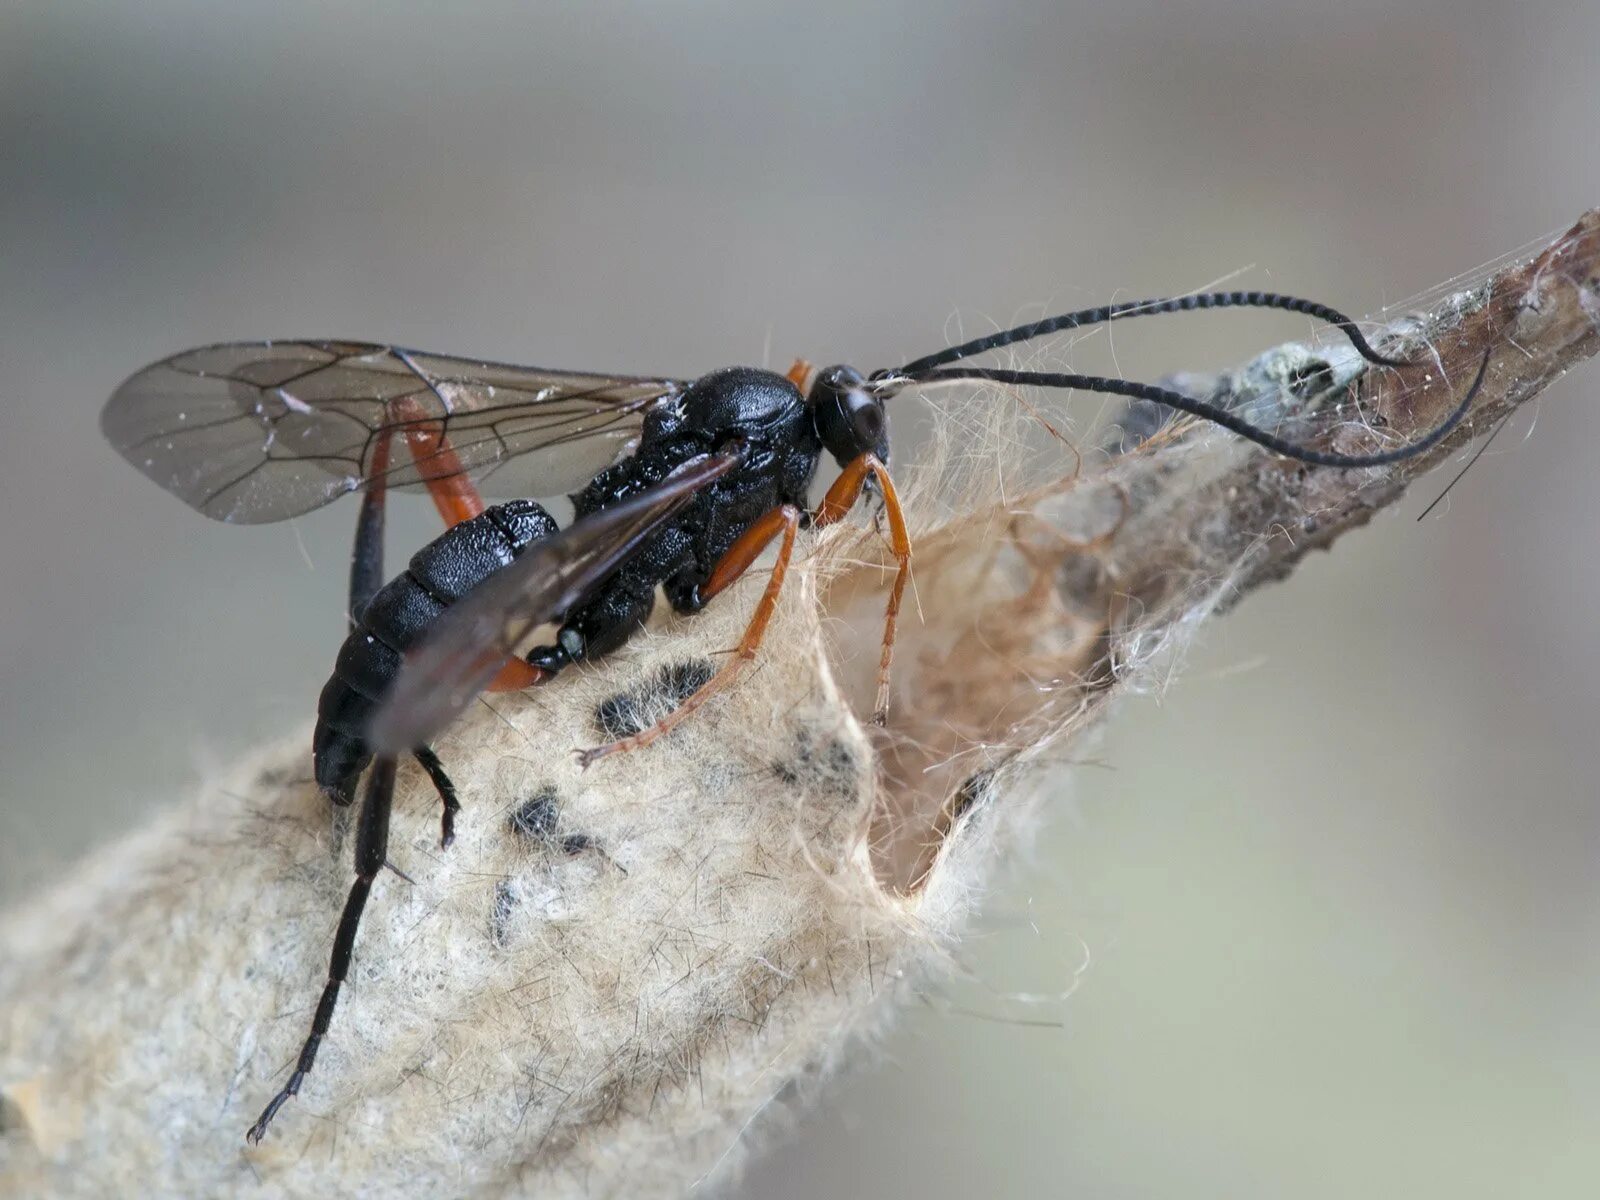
[{"xmin": 814, "ymin": 453, "xmax": 911, "ymax": 724}]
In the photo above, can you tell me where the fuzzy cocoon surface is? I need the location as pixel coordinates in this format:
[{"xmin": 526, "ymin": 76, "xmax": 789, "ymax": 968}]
[{"xmin": 0, "ymin": 586, "xmax": 975, "ymax": 1197}]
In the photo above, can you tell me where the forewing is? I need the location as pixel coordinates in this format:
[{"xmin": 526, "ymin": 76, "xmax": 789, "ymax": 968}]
[
  {"xmin": 366, "ymin": 451, "xmax": 742, "ymax": 754},
  {"xmin": 101, "ymin": 340, "xmax": 686, "ymax": 523}
]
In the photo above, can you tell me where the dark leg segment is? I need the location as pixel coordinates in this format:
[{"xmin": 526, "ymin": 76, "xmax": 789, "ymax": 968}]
[
  {"xmin": 246, "ymin": 755, "xmax": 397, "ymax": 1145},
  {"xmin": 352, "ymin": 384, "xmax": 491, "ymax": 630},
  {"xmin": 349, "ymin": 386, "xmax": 490, "ymax": 634},
  {"xmin": 348, "ymin": 430, "xmax": 393, "ymax": 629},
  {"xmin": 411, "ymin": 745, "xmax": 460, "ymax": 849}
]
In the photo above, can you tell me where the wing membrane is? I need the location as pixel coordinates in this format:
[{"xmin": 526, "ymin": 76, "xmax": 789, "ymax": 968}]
[
  {"xmin": 366, "ymin": 451, "xmax": 742, "ymax": 754},
  {"xmin": 101, "ymin": 340, "xmax": 686, "ymax": 523}
]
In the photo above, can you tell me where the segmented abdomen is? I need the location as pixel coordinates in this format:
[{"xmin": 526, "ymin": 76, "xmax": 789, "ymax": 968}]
[{"xmin": 312, "ymin": 500, "xmax": 560, "ymax": 799}]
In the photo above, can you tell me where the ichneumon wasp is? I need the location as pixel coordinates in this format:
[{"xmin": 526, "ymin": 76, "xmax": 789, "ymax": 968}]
[{"xmin": 101, "ymin": 288, "xmax": 1487, "ymax": 1142}]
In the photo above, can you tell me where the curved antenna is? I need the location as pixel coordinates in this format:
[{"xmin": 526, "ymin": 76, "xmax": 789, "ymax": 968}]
[
  {"xmin": 890, "ymin": 347, "xmax": 1490, "ymax": 470},
  {"xmin": 897, "ymin": 291, "xmax": 1409, "ymax": 376}
]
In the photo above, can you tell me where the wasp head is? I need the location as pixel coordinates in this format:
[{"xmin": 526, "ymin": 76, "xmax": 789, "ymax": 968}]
[{"xmin": 808, "ymin": 364, "xmax": 889, "ymax": 467}]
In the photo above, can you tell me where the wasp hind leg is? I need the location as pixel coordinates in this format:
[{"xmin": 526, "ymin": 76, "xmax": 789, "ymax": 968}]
[
  {"xmin": 354, "ymin": 375, "xmax": 503, "ymax": 847},
  {"xmin": 246, "ymin": 756, "xmax": 398, "ymax": 1145},
  {"xmin": 351, "ymin": 368, "xmax": 496, "ymax": 626},
  {"xmin": 348, "ymin": 430, "xmax": 393, "ymax": 629},
  {"xmin": 390, "ymin": 351, "xmax": 489, "ymax": 529}
]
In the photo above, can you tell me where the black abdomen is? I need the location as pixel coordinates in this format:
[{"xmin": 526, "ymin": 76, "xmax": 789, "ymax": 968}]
[{"xmin": 313, "ymin": 500, "xmax": 560, "ymax": 801}]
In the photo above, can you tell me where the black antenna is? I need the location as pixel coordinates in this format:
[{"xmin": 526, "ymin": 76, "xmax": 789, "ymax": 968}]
[
  {"xmin": 897, "ymin": 291, "xmax": 1409, "ymax": 376},
  {"xmin": 888, "ymin": 348, "xmax": 1490, "ymax": 470}
]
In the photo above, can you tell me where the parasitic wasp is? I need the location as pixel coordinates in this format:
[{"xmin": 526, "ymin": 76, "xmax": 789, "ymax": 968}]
[{"xmin": 101, "ymin": 289, "xmax": 1487, "ymax": 1142}]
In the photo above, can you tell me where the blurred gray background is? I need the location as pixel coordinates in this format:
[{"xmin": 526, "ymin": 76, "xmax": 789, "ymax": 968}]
[{"xmin": 3, "ymin": 2, "xmax": 1597, "ymax": 1196}]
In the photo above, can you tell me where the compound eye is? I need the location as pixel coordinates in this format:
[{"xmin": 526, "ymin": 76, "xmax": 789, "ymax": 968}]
[
  {"xmin": 847, "ymin": 393, "xmax": 885, "ymax": 444},
  {"xmin": 811, "ymin": 364, "xmax": 888, "ymax": 464}
]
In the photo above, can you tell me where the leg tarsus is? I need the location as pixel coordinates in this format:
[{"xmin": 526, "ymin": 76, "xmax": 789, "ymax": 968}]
[
  {"xmin": 384, "ymin": 858, "xmax": 417, "ymax": 885},
  {"xmin": 814, "ymin": 453, "xmax": 911, "ymax": 723},
  {"xmin": 412, "ymin": 745, "xmax": 460, "ymax": 849}
]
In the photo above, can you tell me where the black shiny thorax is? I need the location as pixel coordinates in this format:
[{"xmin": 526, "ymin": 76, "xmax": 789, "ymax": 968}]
[
  {"xmin": 575, "ymin": 367, "xmax": 818, "ymax": 514},
  {"xmin": 313, "ymin": 366, "xmax": 821, "ymax": 800},
  {"xmin": 553, "ymin": 367, "xmax": 821, "ymax": 663}
]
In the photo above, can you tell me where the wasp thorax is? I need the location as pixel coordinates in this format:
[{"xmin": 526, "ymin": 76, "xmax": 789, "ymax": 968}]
[
  {"xmin": 809, "ymin": 364, "xmax": 889, "ymax": 467},
  {"xmin": 678, "ymin": 366, "xmax": 801, "ymax": 441}
]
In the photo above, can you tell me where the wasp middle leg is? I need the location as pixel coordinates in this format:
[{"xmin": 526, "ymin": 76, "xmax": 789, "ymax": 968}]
[{"xmin": 576, "ymin": 504, "xmax": 803, "ymax": 768}]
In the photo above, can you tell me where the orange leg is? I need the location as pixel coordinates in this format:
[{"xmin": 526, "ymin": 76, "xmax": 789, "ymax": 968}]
[
  {"xmin": 487, "ymin": 657, "xmax": 548, "ymax": 691},
  {"xmin": 786, "ymin": 357, "xmax": 815, "ymax": 392},
  {"xmin": 814, "ymin": 453, "xmax": 911, "ymax": 724},
  {"xmin": 388, "ymin": 393, "xmax": 487, "ymax": 528},
  {"xmin": 576, "ymin": 504, "xmax": 802, "ymax": 769},
  {"xmin": 387, "ymin": 391, "xmax": 544, "ymax": 693},
  {"xmin": 344, "ymin": 384, "xmax": 533, "ymax": 848}
]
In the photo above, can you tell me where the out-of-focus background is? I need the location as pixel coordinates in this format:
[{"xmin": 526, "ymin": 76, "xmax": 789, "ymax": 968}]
[{"xmin": 3, "ymin": 2, "xmax": 1597, "ymax": 1195}]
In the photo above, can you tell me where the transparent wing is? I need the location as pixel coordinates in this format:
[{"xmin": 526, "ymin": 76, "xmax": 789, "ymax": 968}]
[
  {"xmin": 366, "ymin": 451, "xmax": 743, "ymax": 754},
  {"xmin": 101, "ymin": 340, "xmax": 687, "ymax": 523}
]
